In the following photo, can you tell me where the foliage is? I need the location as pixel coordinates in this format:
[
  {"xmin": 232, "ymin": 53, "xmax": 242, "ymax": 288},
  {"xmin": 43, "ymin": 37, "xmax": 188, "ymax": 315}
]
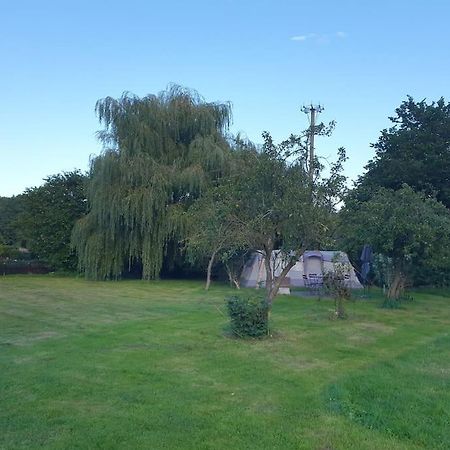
[
  {"xmin": 73, "ymin": 85, "xmax": 232, "ymax": 280},
  {"xmin": 184, "ymin": 182, "xmax": 246, "ymax": 289},
  {"xmin": 18, "ymin": 170, "xmax": 87, "ymax": 271},
  {"xmin": 371, "ymin": 253, "xmax": 394, "ymax": 288},
  {"xmin": 225, "ymin": 293, "xmax": 269, "ymax": 337},
  {"xmin": 355, "ymin": 96, "xmax": 450, "ymax": 208},
  {"xmin": 323, "ymin": 262, "xmax": 352, "ymax": 319},
  {"xmin": 0, "ymin": 244, "xmax": 21, "ymax": 259},
  {"xmin": 340, "ymin": 185, "xmax": 450, "ymax": 298},
  {"xmin": 210, "ymin": 129, "xmax": 347, "ymax": 304},
  {"xmin": 0, "ymin": 195, "xmax": 24, "ymax": 246}
]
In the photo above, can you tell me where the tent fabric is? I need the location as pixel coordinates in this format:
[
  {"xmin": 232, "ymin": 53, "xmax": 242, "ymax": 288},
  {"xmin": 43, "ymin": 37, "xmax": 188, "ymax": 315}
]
[{"xmin": 240, "ymin": 250, "xmax": 363, "ymax": 289}]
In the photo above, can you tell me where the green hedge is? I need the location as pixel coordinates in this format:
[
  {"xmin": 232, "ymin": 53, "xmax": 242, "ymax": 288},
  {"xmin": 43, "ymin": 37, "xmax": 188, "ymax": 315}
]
[{"xmin": 225, "ymin": 293, "xmax": 269, "ymax": 338}]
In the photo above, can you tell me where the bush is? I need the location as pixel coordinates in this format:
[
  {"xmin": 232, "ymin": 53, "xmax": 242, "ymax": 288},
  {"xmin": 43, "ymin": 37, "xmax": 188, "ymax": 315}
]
[
  {"xmin": 225, "ymin": 294, "xmax": 269, "ymax": 338},
  {"xmin": 323, "ymin": 263, "xmax": 352, "ymax": 319}
]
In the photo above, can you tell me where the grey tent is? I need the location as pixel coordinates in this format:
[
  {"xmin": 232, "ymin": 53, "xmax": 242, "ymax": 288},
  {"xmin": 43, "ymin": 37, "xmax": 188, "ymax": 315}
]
[{"xmin": 240, "ymin": 250, "xmax": 363, "ymax": 291}]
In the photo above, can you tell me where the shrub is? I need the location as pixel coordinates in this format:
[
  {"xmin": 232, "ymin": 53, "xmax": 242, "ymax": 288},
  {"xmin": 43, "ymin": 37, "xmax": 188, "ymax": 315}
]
[
  {"xmin": 323, "ymin": 263, "xmax": 352, "ymax": 319},
  {"xmin": 225, "ymin": 293, "xmax": 269, "ymax": 338}
]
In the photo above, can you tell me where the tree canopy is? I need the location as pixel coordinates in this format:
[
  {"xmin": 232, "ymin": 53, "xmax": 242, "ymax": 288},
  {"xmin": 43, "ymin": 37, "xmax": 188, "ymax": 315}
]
[
  {"xmin": 355, "ymin": 96, "xmax": 450, "ymax": 207},
  {"xmin": 18, "ymin": 171, "xmax": 87, "ymax": 271},
  {"xmin": 184, "ymin": 181, "xmax": 247, "ymax": 289},
  {"xmin": 339, "ymin": 185, "xmax": 450, "ymax": 298},
  {"xmin": 0, "ymin": 196, "xmax": 24, "ymax": 247},
  {"xmin": 73, "ymin": 85, "xmax": 233, "ymax": 280},
  {"xmin": 185, "ymin": 129, "xmax": 347, "ymax": 303}
]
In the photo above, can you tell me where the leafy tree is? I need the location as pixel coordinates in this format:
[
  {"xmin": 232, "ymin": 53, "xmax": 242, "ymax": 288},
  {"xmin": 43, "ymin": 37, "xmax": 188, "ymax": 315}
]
[
  {"xmin": 188, "ymin": 128, "xmax": 347, "ymax": 305},
  {"xmin": 239, "ymin": 132, "xmax": 346, "ymax": 304},
  {"xmin": 0, "ymin": 244, "xmax": 20, "ymax": 259},
  {"xmin": 356, "ymin": 96, "xmax": 450, "ymax": 207},
  {"xmin": 18, "ymin": 171, "xmax": 87, "ymax": 271},
  {"xmin": 185, "ymin": 184, "xmax": 246, "ymax": 289},
  {"xmin": 73, "ymin": 85, "xmax": 232, "ymax": 280},
  {"xmin": 339, "ymin": 185, "xmax": 450, "ymax": 300},
  {"xmin": 0, "ymin": 196, "xmax": 24, "ymax": 246}
]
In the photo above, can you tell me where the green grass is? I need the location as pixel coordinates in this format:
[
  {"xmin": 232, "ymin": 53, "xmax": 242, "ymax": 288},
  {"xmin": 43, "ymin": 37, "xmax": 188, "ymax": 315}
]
[{"xmin": 0, "ymin": 276, "xmax": 449, "ymax": 449}]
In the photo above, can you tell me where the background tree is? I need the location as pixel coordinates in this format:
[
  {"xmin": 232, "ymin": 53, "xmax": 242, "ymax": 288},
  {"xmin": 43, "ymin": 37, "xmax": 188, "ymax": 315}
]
[
  {"xmin": 73, "ymin": 85, "xmax": 232, "ymax": 280},
  {"xmin": 18, "ymin": 171, "xmax": 87, "ymax": 271},
  {"xmin": 184, "ymin": 184, "xmax": 246, "ymax": 290},
  {"xmin": 0, "ymin": 196, "xmax": 24, "ymax": 247},
  {"xmin": 339, "ymin": 185, "xmax": 450, "ymax": 300},
  {"xmin": 355, "ymin": 96, "xmax": 450, "ymax": 207}
]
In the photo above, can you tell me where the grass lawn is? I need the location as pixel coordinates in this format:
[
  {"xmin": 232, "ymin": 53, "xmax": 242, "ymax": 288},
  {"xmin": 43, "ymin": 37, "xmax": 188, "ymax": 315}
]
[{"xmin": 0, "ymin": 276, "xmax": 449, "ymax": 449}]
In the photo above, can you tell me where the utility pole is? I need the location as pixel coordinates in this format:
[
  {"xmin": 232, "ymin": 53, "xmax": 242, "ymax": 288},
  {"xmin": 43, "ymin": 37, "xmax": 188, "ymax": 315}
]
[{"xmin": 301, "ymin": 104, "xmax": 324, "ymax": 180}]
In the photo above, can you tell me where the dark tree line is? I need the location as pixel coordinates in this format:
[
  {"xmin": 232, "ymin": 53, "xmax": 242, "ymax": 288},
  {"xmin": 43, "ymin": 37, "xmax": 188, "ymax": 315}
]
[{"xmin": 0, "ymin": 171, "xmax": 87, "ymax": 271}]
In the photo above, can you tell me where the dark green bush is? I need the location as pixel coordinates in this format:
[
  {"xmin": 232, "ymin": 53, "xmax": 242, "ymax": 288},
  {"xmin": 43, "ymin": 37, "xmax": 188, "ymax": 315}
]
[{"xmin": 225, "ymin": 293, "xmax": 269, "ymax": 338}]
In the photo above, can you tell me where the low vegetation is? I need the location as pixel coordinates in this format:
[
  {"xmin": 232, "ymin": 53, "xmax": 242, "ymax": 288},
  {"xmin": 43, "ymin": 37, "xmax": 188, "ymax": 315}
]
[
  {"xmin": 1, "ymin": 276, "xmax": 449, "ymax": 449},
  {"xmin": 225, "ymin": 293, "xmax": 269, "ymax": 337}
]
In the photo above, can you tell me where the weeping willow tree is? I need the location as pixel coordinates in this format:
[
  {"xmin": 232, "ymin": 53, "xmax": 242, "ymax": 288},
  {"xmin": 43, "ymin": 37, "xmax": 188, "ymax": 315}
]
[{"xmin": 73, "ymin": 85, "xmax": 232, "ymax": 279}]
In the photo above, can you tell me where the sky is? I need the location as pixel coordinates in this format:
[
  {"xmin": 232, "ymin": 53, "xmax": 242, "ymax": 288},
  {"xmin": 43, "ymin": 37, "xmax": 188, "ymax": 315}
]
[{"xmin": 1, "ymin": 0, "xmax": 449, "ymax": 196}]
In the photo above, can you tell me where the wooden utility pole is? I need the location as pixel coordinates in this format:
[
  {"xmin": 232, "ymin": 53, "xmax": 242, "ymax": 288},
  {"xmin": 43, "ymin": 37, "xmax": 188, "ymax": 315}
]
[{"xmin": 301, "ymin": 104, "xmax": 324, "ymax": 180}]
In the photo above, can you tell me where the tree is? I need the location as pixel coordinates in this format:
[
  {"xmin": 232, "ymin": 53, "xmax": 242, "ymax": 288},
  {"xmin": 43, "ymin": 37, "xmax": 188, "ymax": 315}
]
[
  {"xmin": 188, "ymin": 128, "xmax": 347, "ymax": 305},
  {"xmin": 184, "ymin": 137, "xmax": 257, "ymax": 290},
  {"xmin": 18, "ymin": 171, "xmax": 87, "ymax": 271},
  {"xmin": 73, "ymin": 85, "xmax": 233, "ymax": 280},
  {"xmin": 241, "ymin": 132, "xmax": 346, "ymax": 304},
  {"xmin": 0, "ymin": 196, "xmax": 24, "ymax": 246},
  {"xmin": 339, "ymin": 185, "xmax": 450, "ymax": 300},
  {"xmin": 356, "ymin": 96, "xmax": 450, "ymax": 207},
  {"xmin": 185, "ymin": 184, "xmax": 246, "ymax": 290}
]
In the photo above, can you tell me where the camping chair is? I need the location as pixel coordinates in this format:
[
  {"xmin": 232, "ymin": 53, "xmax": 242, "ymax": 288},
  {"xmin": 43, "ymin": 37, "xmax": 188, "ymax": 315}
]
[{"xmin": 304, "ymin": 273, "xmax": 324, "ymax": 296}]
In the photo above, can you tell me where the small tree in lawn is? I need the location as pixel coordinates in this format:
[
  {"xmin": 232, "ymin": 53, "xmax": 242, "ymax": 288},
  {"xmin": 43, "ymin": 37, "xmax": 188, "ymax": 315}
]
[
  {"xmin": 185, "ymin": 184, "xmax": 246, "ymax": 290},
  {"xmin": 216, "ymin": 129, "xmax": 347, "ymax": 307},
  {"xmin": 339, "ymin": 185, "xmax": 450, "ymax": 302},
  {"xmin": 323, "ymin": 262, "xmax": 352, "ymax": 319}
]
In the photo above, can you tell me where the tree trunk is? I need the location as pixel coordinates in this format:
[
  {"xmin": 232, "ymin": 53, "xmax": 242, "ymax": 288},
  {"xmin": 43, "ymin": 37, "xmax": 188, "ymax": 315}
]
[
  {"xmin": 266, "ymin": 259, "xmax": 296, "ymax": 306},
  {"xmin": 205, "ymin": 249, "xmax": 218, "ymax": 290},
  {"xmin": 387, "ymin": 270, "xmax": 405, "ymax": 301},
  {"xmin": 263, "ymin": 247, "xmax": 274, "ymax": 303},
  {"xmin": 225, "ymin": 263, "xmax": 240, "ymax": 289}
]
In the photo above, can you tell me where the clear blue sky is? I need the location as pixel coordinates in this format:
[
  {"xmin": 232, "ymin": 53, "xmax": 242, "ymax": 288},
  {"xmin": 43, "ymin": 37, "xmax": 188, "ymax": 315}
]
[{"xmin": 1, "ymin": 0, "xmax": 449, "ymax": 196}]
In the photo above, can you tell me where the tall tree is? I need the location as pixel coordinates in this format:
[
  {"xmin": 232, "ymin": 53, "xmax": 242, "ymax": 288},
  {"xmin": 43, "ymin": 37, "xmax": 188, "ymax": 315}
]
[
  {"xmin": 73, "ymin": 85, "xmax": 232, "ymax": 280},
  {"xmin": 18, "ymin": 171, "xmax": 87, "ymax": 271},
  {"xmin": 356, "ymin": 96, "xmax": 450, "ymax": 207}
]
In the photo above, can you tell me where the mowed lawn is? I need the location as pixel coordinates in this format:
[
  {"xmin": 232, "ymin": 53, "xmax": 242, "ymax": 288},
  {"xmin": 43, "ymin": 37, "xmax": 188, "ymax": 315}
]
[{"xmin": 0, "ymin": 276, "xmax": 449, "ymax": 450}]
